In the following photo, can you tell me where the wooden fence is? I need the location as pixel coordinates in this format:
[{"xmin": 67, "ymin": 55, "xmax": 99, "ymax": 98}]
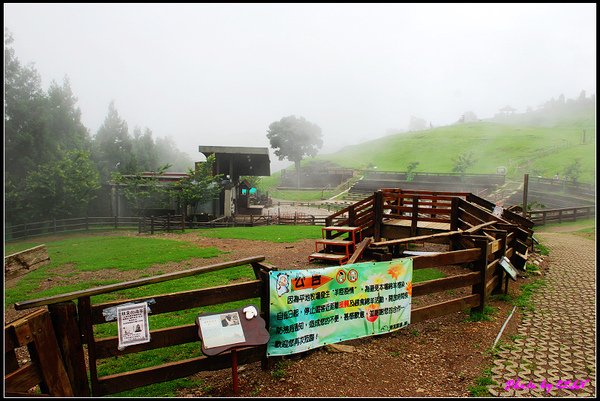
[
  {"xmin": 6, "ymin": 216, "xmax": 140, "ymax": 242},
  {"xmin": 7, "ymin": 191, "xmax": 526, "ymax": 396},
  {"xmin": 527, "ymin": 205, "xmax": 595, "ymax": 225},
  {"xmin": 8, "ymin": 238, "xmax": 508, "ymax": 396},
  {"xmin": 138, "ymin": 214, "xmax": 186, "ymax": 234},
  {"xmin": 11, "ymin": 256, "xmax": 272, "ymax": 397}
]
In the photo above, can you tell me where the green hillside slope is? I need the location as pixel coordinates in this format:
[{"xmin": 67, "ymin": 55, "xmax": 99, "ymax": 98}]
[{"xmin": 319, "ymin": 120, "xmax": 595, "ymax": 183}]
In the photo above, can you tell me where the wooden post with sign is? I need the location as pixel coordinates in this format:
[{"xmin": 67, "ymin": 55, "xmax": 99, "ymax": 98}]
[{"xmin": 196, "ymin": 306, "xmax": 269, "ymax": 395}]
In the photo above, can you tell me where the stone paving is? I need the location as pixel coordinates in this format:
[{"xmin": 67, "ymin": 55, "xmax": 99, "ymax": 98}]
[{"xmin": 489, "ymin": 232, "xmax": 596, "ymax": 397}]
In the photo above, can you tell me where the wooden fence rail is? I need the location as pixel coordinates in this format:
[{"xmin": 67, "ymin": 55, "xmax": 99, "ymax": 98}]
[
  {"xmin": 13, "ymin": 256, "xmax": 269, "ymax": 397},
  {"xmin": 6, "ymin": 188, "xmax": 534, "ymax": 396},
  {"xmin": 9, "ymin": 241, "xmax": 504, "ymax": 397},
  {"xmin": 527, "ymin": 205, "xmax": 595, "ymax": 225}
]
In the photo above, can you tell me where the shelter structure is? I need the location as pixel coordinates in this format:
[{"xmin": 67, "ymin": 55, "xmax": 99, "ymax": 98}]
[{"xmin": 198, "ymin": 146, "xmax": 271, "ymax": 217}]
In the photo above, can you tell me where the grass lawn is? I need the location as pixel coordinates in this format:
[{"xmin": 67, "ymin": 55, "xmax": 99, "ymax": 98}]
[{"xmin": 196, "ymin": 225, "xmax": 323, "ymax": 242}]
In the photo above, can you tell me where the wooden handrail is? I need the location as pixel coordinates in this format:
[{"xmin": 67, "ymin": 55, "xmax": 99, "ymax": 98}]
[{"xmin": 14, "ymin": 255, "xmax": 265, "ymax": 310}]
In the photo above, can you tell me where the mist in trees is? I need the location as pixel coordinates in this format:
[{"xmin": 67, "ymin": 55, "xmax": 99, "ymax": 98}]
[
  {"xmin": 4, "ymin": 30, "xmax": 195, "ymax": 225},
  {"xmin": 267, "ymin": 115, "xmax": 323, "ymax": 189}
]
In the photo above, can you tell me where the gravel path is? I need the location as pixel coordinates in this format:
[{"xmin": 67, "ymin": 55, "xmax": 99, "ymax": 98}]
[{"xmin": 489, "ymin": 232, "xmax": 596, "ymax": 397}]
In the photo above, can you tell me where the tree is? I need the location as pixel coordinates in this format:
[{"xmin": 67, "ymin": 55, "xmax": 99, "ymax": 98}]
[
  {"xmin": 155, "ymin": 136, "xmax": 194, "ymax": 171},
  {"xmin": 111, "ymin": 164, "xmax": 172, "ymax": 217},
  {"xmin": 5, "ymin": 30, "xmax": 99, "ymax": 224},
  {"xmin": 24, "ymin": 150, "xmax": 101, "ymax": 220},
  {"xmin": 406, "ymin": 161, "xmax": 420, "ymax": 182},
  {"xmin": 563, "ymin": 159, "xmax": 582, "ymax": 183},
  {"xmin": 173, "ymin": 155, "xmax": 223, "ymax": 219},
  {"xmin": 47, "ymin": 77, "xmax": 92, "ymax": 152},
  {"xmin": 132, "ymin": 126, "xmax": 159, "ymax": 172},
  {"xmin": 4, "ymin": 29, "xmax": 51, "ymax": 181},
  {"xmin": 92, "ymin": 101, "xmax": 133, "ymax": 182},
  {"xmin": 459, "ymin": 111, "xmax": 478, "ymax": 123},
  {"xmin": 267, "ymin": 115, "xmax": 323, "ymax": 189},
  {"xmin": 452, "ymin": 152, "xmax": 476, "ymax": 176},
  {"xmin": 408, "ymin": 115, "xmax": 427, "ymax": 131}
]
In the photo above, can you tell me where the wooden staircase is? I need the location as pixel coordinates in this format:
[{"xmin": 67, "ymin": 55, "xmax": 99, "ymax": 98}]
[{"xmin": 308, "ymin": 226, "xmax": 363, "ymax": 265}]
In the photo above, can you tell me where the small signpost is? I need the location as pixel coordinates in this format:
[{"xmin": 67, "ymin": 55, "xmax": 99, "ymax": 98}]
[{"xmin": 196, "ymin": 306, "xmax": 269, "ymax": 395}]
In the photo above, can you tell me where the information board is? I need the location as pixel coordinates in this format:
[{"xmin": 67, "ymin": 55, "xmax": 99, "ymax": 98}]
[
  {"xmin": 197, "ymin": 311, "xmax": 246, "ymax": 349},
  {"xmin": 116, "ymin": 302, "xmax": 150, "ymax": 349},
  {"xmin": 267, "ymin": 259, "xmax": 413, "ymax": 356}
]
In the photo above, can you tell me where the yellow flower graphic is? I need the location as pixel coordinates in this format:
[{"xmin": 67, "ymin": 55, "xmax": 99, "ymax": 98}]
[
  {"xmin": 406, "ymin": 281, "xmax": 413, "ymax": 296},
  {"xmin": 387, "ymin": 263, "xmax": 406, "ymax": 280},
  {"xmin": 367, "ymin": 273, "xmax": 387, "ymax": 286}
]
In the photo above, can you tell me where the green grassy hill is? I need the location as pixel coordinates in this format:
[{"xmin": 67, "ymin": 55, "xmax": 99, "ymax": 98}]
[{"xmin": 318, "ymin": 119, "xmax": 595, "ymax": 183}]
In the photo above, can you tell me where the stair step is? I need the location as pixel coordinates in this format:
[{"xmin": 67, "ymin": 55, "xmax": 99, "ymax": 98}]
[
  {"xmin": 316, "ymin": 239, "xmax": 354, "ymax": 246},
  {"xmin": 309, "ymin": 252, "xmax": 348, "ymax": 261}
]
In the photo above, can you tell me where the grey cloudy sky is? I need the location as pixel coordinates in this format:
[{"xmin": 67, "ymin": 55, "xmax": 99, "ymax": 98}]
[{"xmin": 4, "ymin": 3, "xmax": 596, "ymax": 171}]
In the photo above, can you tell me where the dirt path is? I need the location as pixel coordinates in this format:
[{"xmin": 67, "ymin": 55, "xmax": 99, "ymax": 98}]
[{"xmin": 489, "ymin": 232, "xmax": 596, "ymax": 397}]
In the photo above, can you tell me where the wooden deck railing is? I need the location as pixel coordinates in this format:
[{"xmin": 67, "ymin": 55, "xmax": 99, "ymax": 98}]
[{"xmin": 527, "ymin": 205, "xmax": 595, "ymax": 225}]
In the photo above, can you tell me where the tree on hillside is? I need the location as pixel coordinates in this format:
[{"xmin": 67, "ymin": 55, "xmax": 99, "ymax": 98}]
[
  {"xmin": 458, "ymin": 111, "xmax": 478, "ymax": 123},
  {"xmin": 563, "ymin": 159, "xmax": 582, "ymax": 183},
  {"xmin": 408, "ymin": 115, "xmax": 427, "ymax": 131},
  {"xmin": 452, "ymin": 152, "xmax": 476, "ymax": 176},
  {"xmin": 267, "ymin": 115, "xmax": 323, "ymax": 189},
  {"xmin": 406, "ymin": 161, "xmax": 420, "ymax": 182}
]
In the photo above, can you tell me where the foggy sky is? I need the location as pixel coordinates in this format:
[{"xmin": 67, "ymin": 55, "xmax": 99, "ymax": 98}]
[{"xmin": 4, "ymin": 3, "xmax": 597, "ymax": 171}]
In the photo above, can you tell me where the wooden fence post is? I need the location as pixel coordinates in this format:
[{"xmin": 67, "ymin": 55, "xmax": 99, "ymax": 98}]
[
  {"xmin": 410, "ymin": 196, "xmax": 419, "ymax": 237},
  {"xmin": 78, "ymin": 296, "xmax": 100, "ymax": 396},
  {"xmin": 26, "ymin": 310, "xmax": 75, "ymax": 396},
  {"xmin": 471, "ymin": 237, "xmax": 489, "ymax": 314},
  {"xmin": 151, "ymin": 216, "xmax": 155, "ymax": 235},
  {"xmin": 251, "ymin": 262, "xmax": 274, "ymax": 370},
  {"xmin": 167, "ymin": 213, "xmax": 171, "ymax": 232},
  {"xmin": 114, "ymin": 215, "xmax": 118, "ymax": 229},
  {"xmin": 449, "ymin": 197, "xmax": 460, "ymax": 251},
  {"xmin": 85, "ymin": 216, "xmax": 89, "ymax": 232},
  {"xmin": 373, "ymin": 191, "xmax": 383, "ymax": 242},
  {"xmin": 348, "ymin": 204, "xmax": 356, "ymax": 227},
  {"xmin": 48, "ymin": 302, "xmax": 90, "ymax": 396}
]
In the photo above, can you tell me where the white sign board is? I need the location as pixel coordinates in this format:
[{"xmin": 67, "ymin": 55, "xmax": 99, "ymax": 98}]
[
  {"xmin": 116, "ymin": 303, "xmax": 150, "ymax": 349},
  {"xmin": 197, "ymin": 311, "xmax": 246, "ymax": 349},
  {"xmin": 500, "ymin": 256, "xmax": 518, "ymax": 281}
]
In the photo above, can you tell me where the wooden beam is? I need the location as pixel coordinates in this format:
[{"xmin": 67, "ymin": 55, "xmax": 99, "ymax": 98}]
[
  {"xmin": 15, "ymin": 256, "xmax": 266, "ymax": 310},
  {"xmin": 411, "ymin": 294, "xmax": 479, "ymax": 323},
  {"xmin": 348, "ymin": 237, "xmax": 372, "ymax": 264},
  {"xmin": 90, "ymin": 280, "xmax": 261, "ymax": 324}
]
